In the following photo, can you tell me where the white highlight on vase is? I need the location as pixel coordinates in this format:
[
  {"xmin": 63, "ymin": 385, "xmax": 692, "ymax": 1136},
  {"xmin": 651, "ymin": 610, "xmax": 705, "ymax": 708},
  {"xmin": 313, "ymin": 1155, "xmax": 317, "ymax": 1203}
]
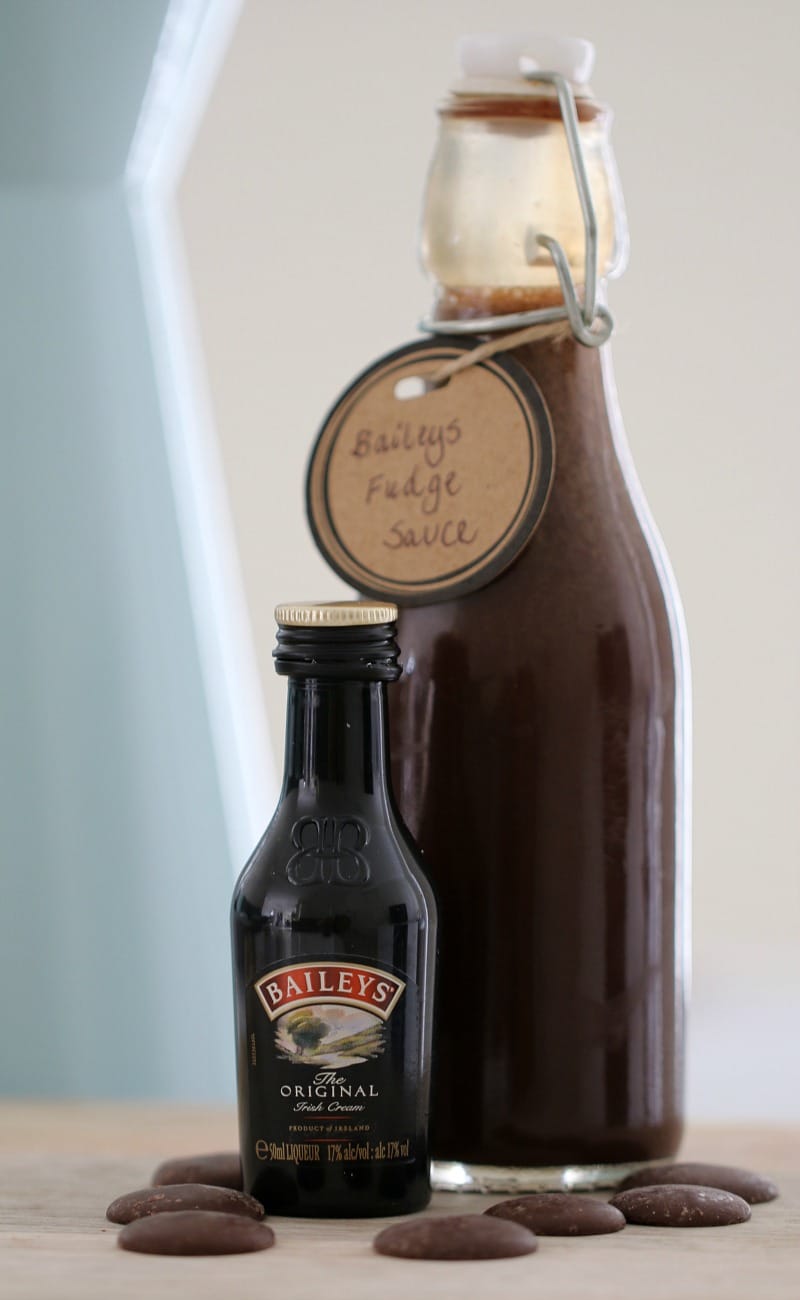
[{"xmin": 126, "ymin": 0, "xmax": 277, "ymax": 867}]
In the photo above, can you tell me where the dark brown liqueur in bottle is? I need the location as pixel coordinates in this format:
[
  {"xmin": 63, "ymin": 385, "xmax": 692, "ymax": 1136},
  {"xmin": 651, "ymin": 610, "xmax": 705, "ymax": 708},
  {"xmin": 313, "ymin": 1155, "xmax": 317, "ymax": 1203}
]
[
  {"xmin": 386, "ymin": 44, "xmax": 689, "ymax": 1185},
  {"xmin": 231, "ymin": 603, "xmax": 436, "ymax": 1217}
]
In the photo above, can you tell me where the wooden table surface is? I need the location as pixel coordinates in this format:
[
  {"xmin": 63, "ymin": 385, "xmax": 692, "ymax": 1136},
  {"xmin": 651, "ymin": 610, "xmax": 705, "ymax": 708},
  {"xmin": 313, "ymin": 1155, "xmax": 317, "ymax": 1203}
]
[{"xmin": 1, "ymin": 1103, "xmax": 797, "ymax": 1299}]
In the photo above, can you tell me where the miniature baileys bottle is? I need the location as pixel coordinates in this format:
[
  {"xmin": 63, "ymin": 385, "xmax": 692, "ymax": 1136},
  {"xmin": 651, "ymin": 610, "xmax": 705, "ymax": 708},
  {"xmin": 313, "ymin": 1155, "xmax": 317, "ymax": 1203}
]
[{"xmin": 231, "ymin": 602, "xmax": 436, "ymax": 1216}]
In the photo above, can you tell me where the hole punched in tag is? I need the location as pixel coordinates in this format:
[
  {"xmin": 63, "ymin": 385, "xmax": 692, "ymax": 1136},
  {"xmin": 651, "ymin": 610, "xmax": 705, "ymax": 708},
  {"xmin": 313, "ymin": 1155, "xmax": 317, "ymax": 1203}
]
[
  {"xmin": 394, "ymin": 375, "xmax": 446, "ymax": 401},
  {"xmin": 394, "ymin": 322, "xmax": 576, "ymax": 403}
]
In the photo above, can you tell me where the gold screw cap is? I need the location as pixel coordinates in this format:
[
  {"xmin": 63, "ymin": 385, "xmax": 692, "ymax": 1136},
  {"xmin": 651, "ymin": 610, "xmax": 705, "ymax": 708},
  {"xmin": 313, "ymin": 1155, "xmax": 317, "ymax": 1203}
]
[{"xmin": 275, "ymin": 601, "xmax": 398, "ymax": 628}]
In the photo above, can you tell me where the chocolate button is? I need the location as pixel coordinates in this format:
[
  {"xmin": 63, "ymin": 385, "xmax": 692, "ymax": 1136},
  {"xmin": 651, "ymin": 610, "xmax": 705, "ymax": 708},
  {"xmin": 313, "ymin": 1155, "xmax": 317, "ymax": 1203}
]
[
  {"xmin": 374, "ymin": 1214, "xmax": 538, "ymax": 1260},
  {"xmin": 151, "ymin": 1152, "xmax": 242, "ymax": 1190},
  {"xmin": 611, "ymin": 1184, "xmax": 751, "ymax": 1227},
  {"xmin": 486, "ymin": 1193, "xmax": 625, "ymax": 1236},
  {"xmin": 618, "ymin": 1161, "xmax": 778, "ymax": 1204},
  {"xmin": 118, "ymin": 1210, "xmax": 275, "ymax": 1255},
  {"xmin": 107, "ymin": 1183, "xmax": 264, "ymax": 1224}
]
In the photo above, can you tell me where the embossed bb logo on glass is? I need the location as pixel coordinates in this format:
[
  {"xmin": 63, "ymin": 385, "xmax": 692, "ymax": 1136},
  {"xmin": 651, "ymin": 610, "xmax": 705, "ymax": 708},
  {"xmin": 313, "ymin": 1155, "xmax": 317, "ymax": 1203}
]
[{"xmin": 287, "ymin": 816, "xmax": 370, "ymax": 886}]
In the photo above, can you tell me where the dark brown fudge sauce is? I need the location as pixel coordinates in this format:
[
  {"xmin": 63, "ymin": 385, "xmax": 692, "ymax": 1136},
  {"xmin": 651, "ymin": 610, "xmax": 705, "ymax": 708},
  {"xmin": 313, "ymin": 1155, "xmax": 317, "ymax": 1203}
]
[{"xmin": 389, "ymin": 324, "xmax": 686, "ymax": 1167}]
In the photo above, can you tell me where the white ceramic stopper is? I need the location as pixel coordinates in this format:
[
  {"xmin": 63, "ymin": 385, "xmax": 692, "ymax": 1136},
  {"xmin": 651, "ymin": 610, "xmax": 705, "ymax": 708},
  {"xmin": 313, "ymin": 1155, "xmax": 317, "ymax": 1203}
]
[{"xmin": 457, "ymin": 33, "xmax": 595, "ymax": 87}]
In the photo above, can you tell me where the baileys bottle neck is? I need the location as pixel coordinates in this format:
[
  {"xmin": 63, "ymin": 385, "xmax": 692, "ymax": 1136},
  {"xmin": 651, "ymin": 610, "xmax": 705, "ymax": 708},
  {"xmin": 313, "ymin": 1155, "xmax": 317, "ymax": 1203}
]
[
  {"xmin": 274, "ymin": 622, "xmax": 400, "ymax": 802},
  {"xmin": 281, "ymin": 680, "xmax": 392, "ymax": 800}
]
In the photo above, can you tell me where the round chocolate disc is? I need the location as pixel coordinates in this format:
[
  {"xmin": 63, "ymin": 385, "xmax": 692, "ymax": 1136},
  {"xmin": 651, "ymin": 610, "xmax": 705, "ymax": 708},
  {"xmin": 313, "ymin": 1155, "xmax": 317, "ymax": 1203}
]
[
  {"xmin": 118, "ymin": 1210, "xmax": 275, "ymax": 1256},
  {"xmin": 374, "ymin": 1213, "xmax": 538, "ymax": 1260},
  {"xmin": 610, "ymin": 1184, "xmax": 752, "ymax": 1228},
  {"xmin": 486, "ymin": 1193, "xmax": 625, "ymax": 1236},
  {"xmin": 151, "ymin": 1152, "xmax": 242, "ymax": 1190},
  {"xmin": 107, "ymin": 1183, "xmax": 263, "ymax": 1224},
  {"xmin": 617, "ymin": 1161, "xmax": 778, "ymax": 1204}
]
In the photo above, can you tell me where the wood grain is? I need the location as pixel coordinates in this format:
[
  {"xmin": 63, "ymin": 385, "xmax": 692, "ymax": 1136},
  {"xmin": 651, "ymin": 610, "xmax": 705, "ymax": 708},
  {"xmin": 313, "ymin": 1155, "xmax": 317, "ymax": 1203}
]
[{"xmin": 1, "ymin": 1104, "xmax": 798, "ymax": 1300}]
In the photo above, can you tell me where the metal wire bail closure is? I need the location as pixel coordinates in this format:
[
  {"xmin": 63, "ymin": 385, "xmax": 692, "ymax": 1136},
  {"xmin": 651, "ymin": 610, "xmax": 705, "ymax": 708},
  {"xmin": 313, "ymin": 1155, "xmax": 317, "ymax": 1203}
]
[{"xmin": 422, "ymin": 68, "xmax": 613, "ymax": 349}]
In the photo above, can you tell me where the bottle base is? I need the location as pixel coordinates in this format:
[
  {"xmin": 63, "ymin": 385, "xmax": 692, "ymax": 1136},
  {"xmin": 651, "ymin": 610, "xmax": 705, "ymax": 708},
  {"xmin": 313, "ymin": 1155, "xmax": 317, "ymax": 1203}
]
[{"xmin": 431, "ymin": 1158, "xmax": 649, "ymax": 1194}]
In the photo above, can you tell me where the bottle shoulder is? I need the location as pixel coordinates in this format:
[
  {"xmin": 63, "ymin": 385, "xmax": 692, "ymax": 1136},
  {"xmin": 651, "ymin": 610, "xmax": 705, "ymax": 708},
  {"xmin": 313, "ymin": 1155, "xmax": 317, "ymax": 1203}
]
[{"xmin": 232, "ymin": 796, "xmax": 435, "ymax": 924}]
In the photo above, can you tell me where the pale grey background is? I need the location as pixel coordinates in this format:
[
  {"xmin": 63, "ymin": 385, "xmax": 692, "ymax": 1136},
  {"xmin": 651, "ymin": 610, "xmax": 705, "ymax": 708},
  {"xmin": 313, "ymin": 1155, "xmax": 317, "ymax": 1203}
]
[{"xmin": 1, "ymin": 0, "xmax": 797, "ymax": 1119}]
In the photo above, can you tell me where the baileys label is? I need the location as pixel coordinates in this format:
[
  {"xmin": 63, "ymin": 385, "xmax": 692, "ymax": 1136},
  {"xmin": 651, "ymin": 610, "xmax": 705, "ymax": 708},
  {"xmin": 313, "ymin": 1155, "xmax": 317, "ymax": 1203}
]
[{"xmin": 248, "ymin": 956, "xmax": 416, "ymax": 1162}]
